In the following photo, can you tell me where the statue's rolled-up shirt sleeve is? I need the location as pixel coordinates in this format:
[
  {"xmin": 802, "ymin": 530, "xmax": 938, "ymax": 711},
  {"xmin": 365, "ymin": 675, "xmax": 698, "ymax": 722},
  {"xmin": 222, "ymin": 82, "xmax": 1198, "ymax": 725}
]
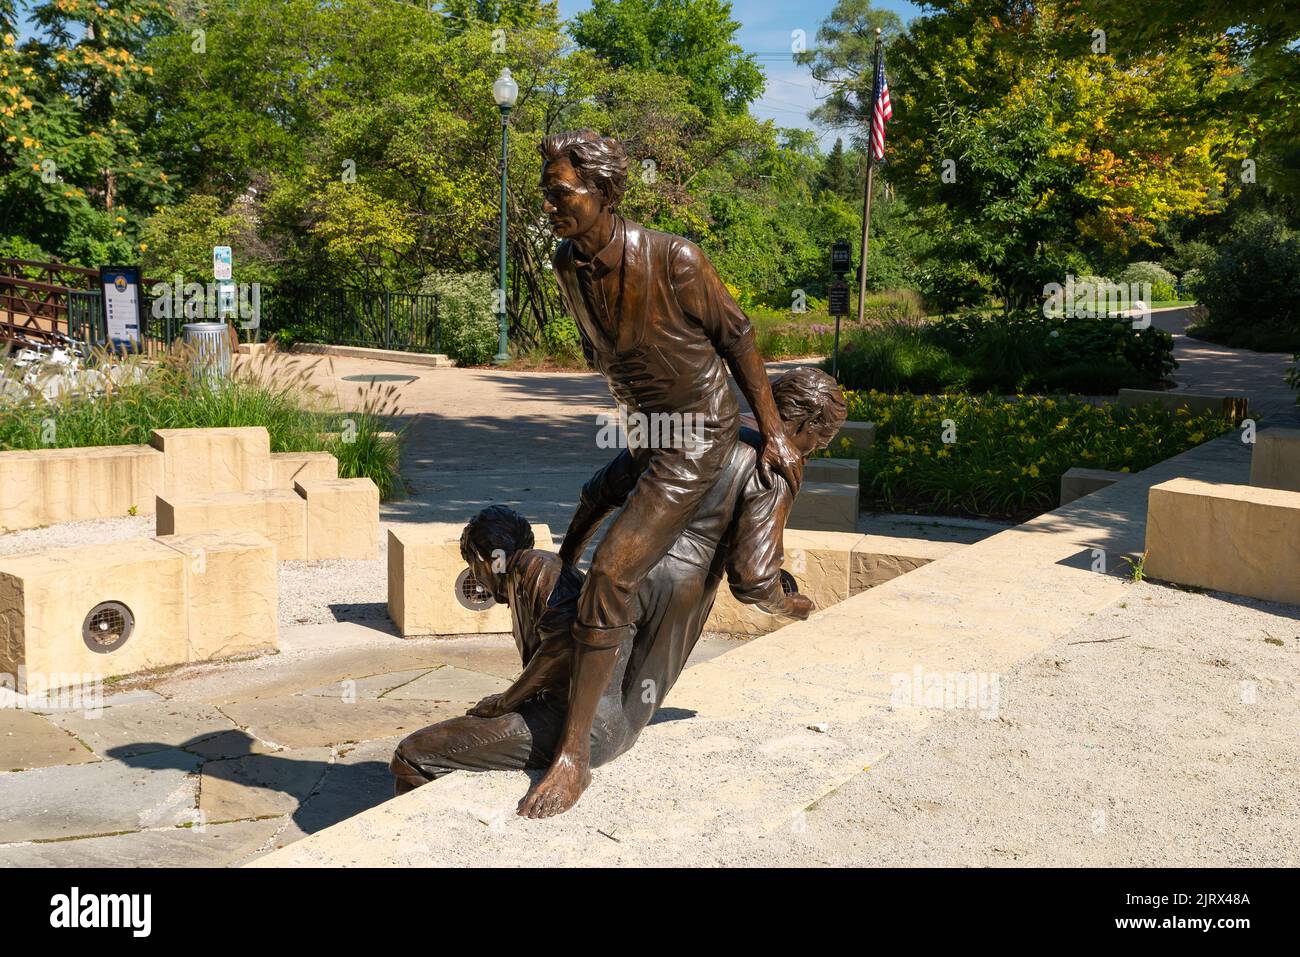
[{"xmin": 669, "ymin": 240, "xmax": 756, "ymax": 360}]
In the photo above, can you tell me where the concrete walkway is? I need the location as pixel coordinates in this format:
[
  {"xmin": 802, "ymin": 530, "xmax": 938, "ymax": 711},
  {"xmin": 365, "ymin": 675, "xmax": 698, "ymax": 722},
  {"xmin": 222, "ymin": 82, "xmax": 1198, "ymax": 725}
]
[
  {"xmin": 1151, "ymin": 306, "xmax": 1297, "ymax": 426},
  {"xmin": 252, "ymin": 429, "xmax": 1289, "ymax": 866}
]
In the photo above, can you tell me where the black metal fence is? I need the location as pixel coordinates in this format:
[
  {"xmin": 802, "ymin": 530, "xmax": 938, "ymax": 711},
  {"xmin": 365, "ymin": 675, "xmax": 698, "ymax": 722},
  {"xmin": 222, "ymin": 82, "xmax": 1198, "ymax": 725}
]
[
  {"xmin": 259, "ymin": 287, "xmax": 442, "ymax": 353},
  {"xmin": 66, "ymin": 289, "xmax": 181, "ymax": 355},
  {"xmin": 62, "ymin": 285, "xmax": 442, "ymax": 356}
]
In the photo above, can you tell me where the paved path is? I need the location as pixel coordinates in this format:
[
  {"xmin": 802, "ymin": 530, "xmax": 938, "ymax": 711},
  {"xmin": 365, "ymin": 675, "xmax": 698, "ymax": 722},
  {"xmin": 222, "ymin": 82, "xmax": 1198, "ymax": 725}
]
[{"xmin": 1151, "ymin": 306, "xmax": 1298, "ymax": 426}]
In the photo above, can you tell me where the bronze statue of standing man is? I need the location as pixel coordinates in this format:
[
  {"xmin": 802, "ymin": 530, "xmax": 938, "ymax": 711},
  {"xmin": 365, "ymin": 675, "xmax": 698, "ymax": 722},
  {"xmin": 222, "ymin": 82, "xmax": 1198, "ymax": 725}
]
[{"xmin": 515, "ymin": 130, "xmax": 802, "ymax": 816}]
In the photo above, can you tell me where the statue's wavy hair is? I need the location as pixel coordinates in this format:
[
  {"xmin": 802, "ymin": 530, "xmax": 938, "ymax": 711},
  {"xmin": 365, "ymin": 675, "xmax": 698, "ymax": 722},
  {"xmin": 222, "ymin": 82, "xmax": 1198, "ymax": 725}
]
[
  {"xmin": 771, "ymin": 367, "xmax": 848, "ymax": 451},
  {"xmin": 460, "ymin": 505, "xmax": 535, "ymax": 565},
  {"xmin": 538, "ymin": 129, "xmax": 629, "ymax": 209}
]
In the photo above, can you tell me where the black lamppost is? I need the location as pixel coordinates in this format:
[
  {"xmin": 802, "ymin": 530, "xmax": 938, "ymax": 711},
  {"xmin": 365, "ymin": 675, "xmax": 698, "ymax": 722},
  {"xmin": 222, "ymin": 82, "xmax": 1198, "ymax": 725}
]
[{"xmin": 491, "ymin": 68, "xmax": 518, "ymax": 365}]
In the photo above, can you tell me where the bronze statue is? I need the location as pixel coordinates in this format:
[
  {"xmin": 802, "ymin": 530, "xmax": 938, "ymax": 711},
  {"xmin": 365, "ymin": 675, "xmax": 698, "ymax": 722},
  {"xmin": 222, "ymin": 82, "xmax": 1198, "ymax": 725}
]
[
  {"xmin": 391, "ymin": 369, "xmax": 847, "ymax": 813},
  {"xmin": 390, "ymin": 130, "xmax": 846, "ymax": 817}
]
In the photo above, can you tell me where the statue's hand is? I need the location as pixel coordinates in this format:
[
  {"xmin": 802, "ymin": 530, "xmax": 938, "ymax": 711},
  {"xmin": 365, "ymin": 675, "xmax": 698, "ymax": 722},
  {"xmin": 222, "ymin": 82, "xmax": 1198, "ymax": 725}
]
[
  {"xmin": 467, "ymin": 693, "xmax": 509, "ymax": 718},
  {"xmin": 758, "ymin": 429, "xmax": 803, "ymax": 494},
  {"xmin": 517, "ymin": 752, "xmax": 592, "ymax": 819}
]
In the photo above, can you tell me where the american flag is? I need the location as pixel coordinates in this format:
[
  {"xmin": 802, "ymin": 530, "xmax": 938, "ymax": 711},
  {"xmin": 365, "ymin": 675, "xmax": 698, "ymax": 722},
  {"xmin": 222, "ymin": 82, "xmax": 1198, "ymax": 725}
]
[{"xmin": 869, "ymin": 51, "xmax": 893, "ymax": 161}]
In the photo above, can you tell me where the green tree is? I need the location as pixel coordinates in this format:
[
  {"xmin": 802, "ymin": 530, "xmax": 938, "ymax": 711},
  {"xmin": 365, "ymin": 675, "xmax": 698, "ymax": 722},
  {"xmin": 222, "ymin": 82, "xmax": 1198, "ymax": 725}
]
[
  {"xmin": 570, "ymin": 0, "xmax": 763, "ymax": 117},
  {"xmin": 6, "ymin": 0, "xmax": 178, "ymax": 263},
  {"xmin": 1067, "ymin": 0, "xmax": 1300, "ymax": 196},
  {"xmin": 793, "ymin": 0, "xmax": 905, "ymax": 144},
  {"xmin": 884, "ymin": 0, "xmax": 1240, "ymax": 309},
  {"xmin": 816, "ymin": 137, "xmax": 859, "ymax": 199}
]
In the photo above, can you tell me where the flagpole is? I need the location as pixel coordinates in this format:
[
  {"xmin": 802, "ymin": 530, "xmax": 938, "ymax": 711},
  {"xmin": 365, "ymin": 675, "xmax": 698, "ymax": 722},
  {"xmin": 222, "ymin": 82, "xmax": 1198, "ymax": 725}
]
[{"xmin": 856, "ymin": 29, "xmax": 883, "ymax": 328}]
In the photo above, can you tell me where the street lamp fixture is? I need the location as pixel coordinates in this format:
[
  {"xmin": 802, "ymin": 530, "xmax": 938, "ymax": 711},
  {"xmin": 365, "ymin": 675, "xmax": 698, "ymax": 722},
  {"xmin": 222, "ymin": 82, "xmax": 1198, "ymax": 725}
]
[{"xmin": 492, "ymin": 68, "xmax": 518, "ymax": 365}]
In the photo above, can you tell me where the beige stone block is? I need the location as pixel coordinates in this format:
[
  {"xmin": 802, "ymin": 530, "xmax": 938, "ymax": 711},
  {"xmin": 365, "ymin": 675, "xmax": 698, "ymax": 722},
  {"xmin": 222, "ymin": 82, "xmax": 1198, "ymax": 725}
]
[
  {"xmin": 157, "ymin": 489, "xmax": 307, "ymax": 561},
  {"xmin": 0, "ymin": 444, "xmax": 163, "ymax": 531},
  {"xmin": 155, "ymin": 531, "xmax": 278, "ymax": 660},
  {"xmin": 1144, "ymin": 478, "xmax": 1300, "ymax": 605},
  {"xmin": 849, "ymin": 534, "xmax": 955, "ymax": 595},
  {"xmin": 0, "ymin": 539, "xmax": 188, "ymax": 691},
  {"xmin": 1060, "ymin": 467, "xmax": 1129, "ymax": 506},
  {"xmin": 1249, "ymin": 428, "xmax": 1300, "ymax": 493},
  {"xmin": 295, "ymin": 478, "xmax": 380, "ymax": 560},
  {"xmin": 387, "ymin": 523, "xmax": 553, "ymax": 637},
  {"xmin": 270, "ymin": 451, "xmax": 338, "ymax": 490},
  {"xmin": 830, "ymin": 420, "xmax": 875, "ymax": 455},
  {"xmin": 803, "ymin": 457, "xmax": 858, "ymax": 486},
  {"xmin": 1116, "ymin": 388, "xmax": 1248, "ymax": 424},
  {"xmin": 706, "ymin": 529, "xmax": 858, "ymax": 636},
  {"xmin": 787, "ymin": 481, "xmax": 859, "ymax": 532},
  {"xmin": 150, "ymin": 426, "xmax": 271, "ymax": 495}
]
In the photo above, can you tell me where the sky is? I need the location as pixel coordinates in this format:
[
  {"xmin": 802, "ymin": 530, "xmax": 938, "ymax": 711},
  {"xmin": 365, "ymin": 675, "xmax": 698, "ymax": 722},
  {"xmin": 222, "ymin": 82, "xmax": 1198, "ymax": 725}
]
[{"xmin": 14, "ymin": 0, "xmax": 927, "ymax": 146}]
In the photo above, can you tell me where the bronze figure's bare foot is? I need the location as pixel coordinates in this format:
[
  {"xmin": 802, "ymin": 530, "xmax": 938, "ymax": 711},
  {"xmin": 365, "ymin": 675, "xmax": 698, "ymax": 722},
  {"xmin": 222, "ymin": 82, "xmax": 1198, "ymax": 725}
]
[{"xmin": 517, "ymin": 753, "xmax": 592, "ymax": 819}]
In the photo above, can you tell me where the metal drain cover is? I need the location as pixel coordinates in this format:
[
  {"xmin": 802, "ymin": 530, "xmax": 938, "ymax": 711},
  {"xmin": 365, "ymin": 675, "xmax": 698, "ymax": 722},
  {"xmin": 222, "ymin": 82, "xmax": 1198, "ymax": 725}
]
[
  {"xmin": 454, "ymin": 568, "xmax": 496, "ymax": 612},
  {"xmin": 340, "ymin": 374, "xmax": 418, "ymax": 383},
  {"xmin": 83, "ymin": 601, "xmax": 134, "ymax": 653}
]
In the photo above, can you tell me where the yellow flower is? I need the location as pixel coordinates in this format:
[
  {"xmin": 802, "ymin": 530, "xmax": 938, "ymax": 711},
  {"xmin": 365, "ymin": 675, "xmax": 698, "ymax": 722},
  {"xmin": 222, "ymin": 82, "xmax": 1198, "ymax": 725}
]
[
  {"xmin": 138, "ymin": 243, "xmax": 148, "ymax": 251},
  {"xmin": 3, "ymin": 33, "xmax": 14, "ymax": 47}
]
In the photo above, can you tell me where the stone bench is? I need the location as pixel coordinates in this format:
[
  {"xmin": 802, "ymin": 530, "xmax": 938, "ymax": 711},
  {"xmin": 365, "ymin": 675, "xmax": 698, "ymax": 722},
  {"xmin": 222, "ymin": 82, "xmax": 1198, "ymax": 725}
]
[
  {"xmin": 831, "ymin": 420, "xmax": 875, "ymax": 454},
  {"xmin": 295, "ymin": 478, "xmax": 381, "ymax": 560},
  {"xmin": 787, "ymin": 482, "xmax": 859, "ymax": 532},
  {"xmin": 150, "ymin": 426, "xmax": 272, "ymax": 495},
  {"xmin": 1059, "ymin": 467, "xmax": 1129, "ymax": 506},
  {"xmin": 388, "ymin": 523, "xmax": 554, "ymax": 636},
  {"xmin": 157, "ymin": 489, "xmax": 308, "ymax": 560},
  {"xmin": 154, "ymin": 475, "xmax": 378, "ymax": 563},
  {"xmin": 1249, "ymin": 428, "xmax": 1300, "ymax": 493},
  {"xmin": 0, "ymin": 445, "xmax": 163, "ymax": 531},
  {"xmin": 0, "ymin": 531, "xmax": 276, "ymax": 692},
  {"xmin": 707, "ymin": 530, "xmax": 961, "ymax": 635},
  {"xmin": 1145, "ymin": 478, "xmax": 1300, "ymax": 605},
  {"xmin": 803, "ymin": 457, "xmax": 858, "ymax": 486},
  {"xmin": 0, "ymin": 428, "xmax": 343, "ymax": 533},
  {"xmin": 271, "ymin": 451, "xmax": 338, "ymax": 490},
  {"xmin": 1116, "ymin": 388, "xmax": 1249, "ymax": 424}
]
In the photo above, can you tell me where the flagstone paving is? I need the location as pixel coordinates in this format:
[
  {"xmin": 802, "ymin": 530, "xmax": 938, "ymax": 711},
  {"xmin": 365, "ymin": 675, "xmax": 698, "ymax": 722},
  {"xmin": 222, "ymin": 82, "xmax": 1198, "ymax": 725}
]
[{"xmin": 0, "ymin": 630, "xmax": 750, "ymax": 867}]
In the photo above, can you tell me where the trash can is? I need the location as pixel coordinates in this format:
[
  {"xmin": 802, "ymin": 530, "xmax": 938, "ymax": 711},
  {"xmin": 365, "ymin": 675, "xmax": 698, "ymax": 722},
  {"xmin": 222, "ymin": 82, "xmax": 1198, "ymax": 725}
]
[{"xmin": 183, "ymin": 322, "xmax": 231, "ymax": 388}]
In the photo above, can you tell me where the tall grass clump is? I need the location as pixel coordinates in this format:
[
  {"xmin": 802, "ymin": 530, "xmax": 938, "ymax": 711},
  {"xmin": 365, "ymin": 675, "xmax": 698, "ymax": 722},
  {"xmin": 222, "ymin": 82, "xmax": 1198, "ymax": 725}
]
[{"xmin": 0, "ymin": 345, "xmax": 406, "ymax": 500}]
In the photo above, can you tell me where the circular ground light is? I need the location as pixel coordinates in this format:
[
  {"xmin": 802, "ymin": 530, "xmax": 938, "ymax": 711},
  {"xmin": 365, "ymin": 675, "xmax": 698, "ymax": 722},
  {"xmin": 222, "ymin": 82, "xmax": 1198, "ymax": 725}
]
[
  {"xmin": 454, "ymin": 567, "xmax": 496, "ymax": 612},
  {"xmin": 83, "ymin": 601, "xmax": 134, "ymax": 653},
  {"xmin": 340, "ymin": 373, "xmax": 419, "ymax": 383},
  {"xmin": 779, "ymin": 569, "xmax": 799, "ymax": 595}
]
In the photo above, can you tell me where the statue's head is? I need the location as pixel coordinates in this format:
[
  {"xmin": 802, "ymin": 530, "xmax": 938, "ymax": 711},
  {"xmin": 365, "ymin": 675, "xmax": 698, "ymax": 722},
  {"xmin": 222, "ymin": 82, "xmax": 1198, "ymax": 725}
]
[
  {"xmin": 771, "ymin": 367, "xmax": 848, "ymax": 456},
  {"xmin": 538, "ymin": 129, "xmax": 628, "ymax": 239},
  {"xmin": 460, "ymin": 505, "xmax": 535, "ymax": 604}
]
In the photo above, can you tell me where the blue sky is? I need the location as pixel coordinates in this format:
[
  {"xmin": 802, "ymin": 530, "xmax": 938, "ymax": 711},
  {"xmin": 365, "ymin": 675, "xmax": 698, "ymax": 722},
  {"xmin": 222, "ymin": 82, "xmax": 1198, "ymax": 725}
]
[{"xmin": 15, "ymin": 0, "xmax": 926, "ymax": 145}]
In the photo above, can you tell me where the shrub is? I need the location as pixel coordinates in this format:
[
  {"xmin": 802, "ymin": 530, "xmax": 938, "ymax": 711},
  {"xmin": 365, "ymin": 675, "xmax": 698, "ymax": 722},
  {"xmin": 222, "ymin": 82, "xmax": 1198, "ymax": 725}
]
[
  {"xmin": 1187, "ymin": 210, "xmax": 1300, "ymax": 351},
  {"xmin": 1117, "ymin": 261, "xmax": 1177, "ymax": 294},
  {"xmin": 420, "ymin": 271, "xmax": 498, "ymax": 366},
  {"xmin": 923, "ymin": 311, "xmax": 1174, "ymax": 393},
  {"xmin": 538, "ymin": 314, "xmax": 584, "ymax": 362},
  {"xmin": 829, "ymin": 325, "xmax": 972, "ymax": 393},
  {"xmin": 831, "ymin": 391, "xmax": 1234, "ymax": 520}
]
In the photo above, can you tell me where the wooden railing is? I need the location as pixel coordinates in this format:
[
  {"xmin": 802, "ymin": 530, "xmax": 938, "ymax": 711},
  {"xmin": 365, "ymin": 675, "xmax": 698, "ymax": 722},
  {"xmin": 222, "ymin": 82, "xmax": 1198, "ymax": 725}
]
[{"xmin": 0, "ymin": 258, "xmax": 157, "ymax": 350}]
